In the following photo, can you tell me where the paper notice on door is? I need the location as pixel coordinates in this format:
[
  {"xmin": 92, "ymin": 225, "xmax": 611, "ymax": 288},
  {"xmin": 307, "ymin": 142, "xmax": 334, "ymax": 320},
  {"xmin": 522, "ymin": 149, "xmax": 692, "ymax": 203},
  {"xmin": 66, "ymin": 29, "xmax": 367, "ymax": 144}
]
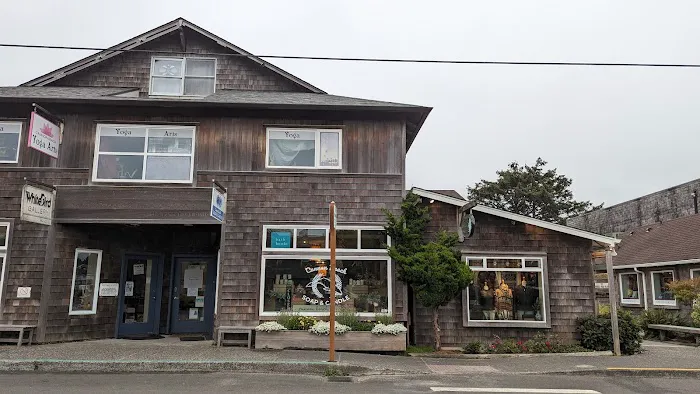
[
  {"xmin": 133, "ymin": 263, "xmax": 145, "ymax": 275},
  {"xmin": 184, "ymin": 266, "xmax": 203, "ymax": 289},
  {"xmin": 186, "ymin": 287, "xmax": 198, "ymax": 297},
  {"xmin": 124, "ymin": 281, "xmax": 134, "ymax": 297},
  {"xmin": 195, "ymin": 296, "xmax": 204, "ymax": 308},
  {"xmin": 189, "ymin": 308, "xmax": 199, "ymax": 320}
]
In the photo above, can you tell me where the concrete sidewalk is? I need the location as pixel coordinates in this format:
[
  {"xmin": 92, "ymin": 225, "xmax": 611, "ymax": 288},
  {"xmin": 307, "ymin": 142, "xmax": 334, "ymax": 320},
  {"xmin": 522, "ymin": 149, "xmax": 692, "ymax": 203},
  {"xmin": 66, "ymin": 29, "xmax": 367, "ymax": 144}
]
[{"xmin": 0, "ymin": 337, "xmax": 697, "ymax": 376}]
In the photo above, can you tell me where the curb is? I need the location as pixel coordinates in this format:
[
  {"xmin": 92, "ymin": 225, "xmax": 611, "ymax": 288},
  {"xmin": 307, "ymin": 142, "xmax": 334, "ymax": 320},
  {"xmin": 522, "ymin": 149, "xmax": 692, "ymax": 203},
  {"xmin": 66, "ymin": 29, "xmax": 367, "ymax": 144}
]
[
  {"xmin": 548, "ymin": 367, "xmax": 700, "ymax": 378},
  {"xmin": 0, "ymin": 359, "xmax": 370, "ymax": 375},
  {"xmin": 409, "ymin": 351, "xmax": 613, "ymax": 359}
]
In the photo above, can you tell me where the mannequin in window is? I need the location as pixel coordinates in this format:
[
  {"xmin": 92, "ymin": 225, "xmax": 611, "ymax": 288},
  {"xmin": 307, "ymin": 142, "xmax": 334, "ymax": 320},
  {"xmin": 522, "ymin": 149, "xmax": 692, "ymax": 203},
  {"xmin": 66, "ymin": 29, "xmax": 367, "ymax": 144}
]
[
  {"xmin": 480, "ymin": 282, "xmax": 495, "ymax": 320},
  {"xmin": 495, "ymin": 280, "xmax": 513, "ymax": 320},
  {"xmin": 514, "ymin": 279, "xmax": 538, "ymax": 320}
]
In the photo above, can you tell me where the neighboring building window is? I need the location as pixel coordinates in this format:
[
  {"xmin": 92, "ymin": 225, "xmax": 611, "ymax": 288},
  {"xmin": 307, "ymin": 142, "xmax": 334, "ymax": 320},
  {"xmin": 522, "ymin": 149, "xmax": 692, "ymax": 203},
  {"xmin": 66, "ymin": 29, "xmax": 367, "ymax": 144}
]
[
  {"xmin": 69, "ymin": 249, "xmax": 102, "ymax": 315},
  {"xmin": 150, "ymin": 57, "xmax": 216, "ymax": 96},
  {"xmin": 651, "ymin": 270, "xmax": 676, "ymax": 306},
  {"xmin": 93, "ymin": 124, "xmax": 195, "ymax": 183},
  {"xmin": 260, "ymin": 257, "xmax": 391, "ymax": 316},
  {"xmin": 262, "ymin": 225, "xmax": 388, "ymax": 251},
  {"xmin": 691, "ymin": 269, "xmax": 700, "ymax": 279},
  {"xmin": 465, "ymin": 256, "xmax": 547, "ymax": 326},
  {"xmin": 0, "ymin": 122, "xmax": 22, "ymax": 163},
  {"xmin": 0, "ymin": 223, "xmax": 9, "ymax": 310},
  {"xmin": 619, "ymin": 273, "xmax": 641, "ymax": 304},
  {"xmin": 266, "ymin": 128, "xmax": 342, "ymax": 169}
]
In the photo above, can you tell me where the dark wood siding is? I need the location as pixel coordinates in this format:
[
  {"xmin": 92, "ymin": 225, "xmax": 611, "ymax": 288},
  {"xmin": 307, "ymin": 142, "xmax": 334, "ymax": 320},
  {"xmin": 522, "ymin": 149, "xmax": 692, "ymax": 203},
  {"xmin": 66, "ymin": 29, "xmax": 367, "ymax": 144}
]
[
  {"xmin": 414, "ymin": 203, "xmax": 595, "ymax": 347},
  {"xmin": 51, "ymin": 30, "xmax": 306, "ymax": 93}
]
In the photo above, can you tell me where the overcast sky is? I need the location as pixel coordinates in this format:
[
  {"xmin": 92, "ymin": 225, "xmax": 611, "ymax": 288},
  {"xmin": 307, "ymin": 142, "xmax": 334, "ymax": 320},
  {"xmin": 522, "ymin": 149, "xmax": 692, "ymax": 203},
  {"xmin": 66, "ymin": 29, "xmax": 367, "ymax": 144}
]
[{"xmin": 1, "ymin": 1, "xmax": 699, "ymax": 206}]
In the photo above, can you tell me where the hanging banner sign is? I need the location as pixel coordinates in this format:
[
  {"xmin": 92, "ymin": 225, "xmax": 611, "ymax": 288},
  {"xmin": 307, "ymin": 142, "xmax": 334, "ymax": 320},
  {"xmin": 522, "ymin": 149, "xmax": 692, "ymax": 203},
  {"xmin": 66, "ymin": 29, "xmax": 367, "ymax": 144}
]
[
  {"xmin": 28, "ymin": 111, "xmax": 60, "ymax": 159},
  {"xmin": 20, "ymin": 184, "xmax": 55, "ymax": 225},
  {"xmin": 211, "ymin": 187, "xmax": 226, "ymax": 222}
]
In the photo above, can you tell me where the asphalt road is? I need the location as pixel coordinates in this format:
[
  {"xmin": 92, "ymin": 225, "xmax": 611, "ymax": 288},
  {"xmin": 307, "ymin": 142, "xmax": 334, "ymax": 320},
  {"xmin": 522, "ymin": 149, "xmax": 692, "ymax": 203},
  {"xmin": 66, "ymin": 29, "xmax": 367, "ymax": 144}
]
[{"xmin": 0, "ymin": 372, "xmax": 695, "ymax": 394}]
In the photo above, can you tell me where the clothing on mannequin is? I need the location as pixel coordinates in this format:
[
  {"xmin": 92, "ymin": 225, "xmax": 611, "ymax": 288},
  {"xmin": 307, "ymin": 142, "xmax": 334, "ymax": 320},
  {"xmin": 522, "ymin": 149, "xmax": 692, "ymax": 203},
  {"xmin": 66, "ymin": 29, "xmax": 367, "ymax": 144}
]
[{"xmin": 480, "ymin": 282, "xmax": 495, "ymax": 320}]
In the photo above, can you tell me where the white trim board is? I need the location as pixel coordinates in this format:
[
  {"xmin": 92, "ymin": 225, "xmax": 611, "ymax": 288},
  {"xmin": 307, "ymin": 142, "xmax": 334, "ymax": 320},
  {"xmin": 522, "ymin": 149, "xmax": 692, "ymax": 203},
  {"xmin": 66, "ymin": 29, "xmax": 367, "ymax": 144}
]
[
  {"xmin": 410, "ymin": 187, "xmax": 619, "ymax": 246},
  {"xmin": 613, "ymin": 258, "xmax": 700, "ymax": 270}
]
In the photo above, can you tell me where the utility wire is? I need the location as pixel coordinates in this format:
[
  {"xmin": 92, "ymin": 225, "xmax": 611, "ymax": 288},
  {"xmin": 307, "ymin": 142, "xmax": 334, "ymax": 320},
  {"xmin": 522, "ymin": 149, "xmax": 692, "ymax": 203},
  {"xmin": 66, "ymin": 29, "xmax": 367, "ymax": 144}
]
[{"xmin": 1, "ymin": 43, "xmax": 699, "ymax": 68}]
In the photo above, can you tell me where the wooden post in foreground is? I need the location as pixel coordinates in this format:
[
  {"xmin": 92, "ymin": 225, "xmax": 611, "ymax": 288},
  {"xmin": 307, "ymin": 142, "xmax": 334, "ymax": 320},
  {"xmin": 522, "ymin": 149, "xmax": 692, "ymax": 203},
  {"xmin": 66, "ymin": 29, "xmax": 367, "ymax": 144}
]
[
  {"xmin": 328, "ymin": 201, "xmax": 337, "ymax": 362},
  {"xmin": 605, "ymin": 246, "xmax": 621, "ymax": 356}
]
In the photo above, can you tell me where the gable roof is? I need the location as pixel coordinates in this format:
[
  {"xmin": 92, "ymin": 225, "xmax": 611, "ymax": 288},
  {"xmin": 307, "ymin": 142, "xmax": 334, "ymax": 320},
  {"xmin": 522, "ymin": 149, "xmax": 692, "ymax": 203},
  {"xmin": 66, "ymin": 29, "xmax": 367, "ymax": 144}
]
[
  {"xmin": 410, "ymin": 187, "xmax": 620, "ymax": 246},
  {"xmin": 21, "ymin": 17, "xmax": 324, "ymax": 93},
  {"xmin": 612, "ymin": 214, "xmax": 700, "ymax": 268}
]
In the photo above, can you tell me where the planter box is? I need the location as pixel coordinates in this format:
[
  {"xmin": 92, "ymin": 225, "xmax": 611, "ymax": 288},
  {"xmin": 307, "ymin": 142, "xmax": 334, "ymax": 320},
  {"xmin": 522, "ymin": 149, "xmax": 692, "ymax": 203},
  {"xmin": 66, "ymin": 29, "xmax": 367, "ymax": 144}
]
[{"xmin": 255, "ymin": 330, "xmax": 406, "ymax": 352}]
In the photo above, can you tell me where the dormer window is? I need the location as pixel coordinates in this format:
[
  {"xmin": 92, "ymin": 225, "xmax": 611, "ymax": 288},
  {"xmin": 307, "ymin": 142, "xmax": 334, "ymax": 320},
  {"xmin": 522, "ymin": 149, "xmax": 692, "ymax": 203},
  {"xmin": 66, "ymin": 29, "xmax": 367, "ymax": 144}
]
[{"xmin": 149, "ymin": 57, "xmax": 216, "ymax": 96}]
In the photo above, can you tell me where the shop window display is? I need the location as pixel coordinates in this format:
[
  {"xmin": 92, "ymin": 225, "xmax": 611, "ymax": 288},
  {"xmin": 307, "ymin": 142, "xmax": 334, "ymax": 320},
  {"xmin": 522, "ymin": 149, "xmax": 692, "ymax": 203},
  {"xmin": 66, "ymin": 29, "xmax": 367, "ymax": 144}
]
[
  {"xmin": 620, "ymin": 273, "xmax": 641, "ymax": 304},
  {"xmin": 69, "ymin": 249, "xmax": 102, "ymax": 315},
  {"xmin": 652, "ymin": 271, "xmax": 676, "ymax": 306}
]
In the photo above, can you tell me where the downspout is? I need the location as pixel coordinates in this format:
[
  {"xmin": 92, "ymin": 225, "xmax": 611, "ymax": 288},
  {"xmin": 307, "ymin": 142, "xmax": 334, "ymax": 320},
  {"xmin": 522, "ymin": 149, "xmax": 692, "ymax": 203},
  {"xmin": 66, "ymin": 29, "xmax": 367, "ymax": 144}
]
[{"xmin": 634, "ymin": 267, "xmax": 648, "ymax": 310}]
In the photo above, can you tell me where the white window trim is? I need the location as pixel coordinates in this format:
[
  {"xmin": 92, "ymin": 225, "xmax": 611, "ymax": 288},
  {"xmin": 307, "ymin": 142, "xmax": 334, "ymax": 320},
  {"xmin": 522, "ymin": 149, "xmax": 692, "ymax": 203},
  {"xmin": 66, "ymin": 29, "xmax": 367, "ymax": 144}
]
[
  {"xmin": 265, "ymin": 128, "xmax": 343, "ymax": 170},
  {"xmin": 0, "ymin": 222, "xmax": 10, "ymax": 314},
  {"xmin": 650, "ymin": 270, "xmax": 677, "ymax": 307},
  {"xmin": 149, "ymin": 57, "xmax": 217, "ymax": 97},
  {"xmin": 262, "ymin": 224, "xmax": 389, "ymax": 253},
  {"xmin": 691, "ymin": 268, "xmax": 700, "ymax": 279},
  {"xmin": 619, "ymin": 272, "xmax": 642, "ymax": 305},
  {"xmin": 464, "ymin": 256, "xmax": 549, "ymax": 327},
  {"xmin": 259, "ymin": 254, "xmax": 392, "ymax": 318},
  {"xmin": 68, "ymin": 248, "xmax": 103, "ymax": 315},
  {"xmin": 0, "ymin": 121, "xmax": 23, "ymax": 164},
  {"xmin": 91, "ymin": 123, "xmax": 196, "ymax": 184}
]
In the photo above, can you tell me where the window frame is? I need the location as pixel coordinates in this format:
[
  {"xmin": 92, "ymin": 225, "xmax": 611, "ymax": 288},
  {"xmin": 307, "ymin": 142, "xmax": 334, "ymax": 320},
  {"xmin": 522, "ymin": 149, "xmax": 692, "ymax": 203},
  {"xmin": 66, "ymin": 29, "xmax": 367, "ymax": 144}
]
[
  {"xmin": 91, "ymin": 123, "xmax": 197, "ymax": 184},
  {"xmin": 0, "ymin": 121, "xmax": 23, "ymax": 164},
  {"xmin": 149, "ymin": 56, "xmax": 217, "ymax": 97},
  {"xmin": 691, "ymin": 268, "xmax": 700, "ymax": 279},
  {"xmin": 651, "ymin": 270, "xmax": 677, "ymax": 306},
  {"xmin": 262, "ymin": 224, "xmax": 389, "ymax": 252},
  {"xmin": 463, "ymin": 255, "xmax": 550, "ymax": 328},
  {"xmin": 619, "ymin": 272, "xmax": 642, "ymax": 305},
  {"xmin": 265, "ymin": 127, "xmax": 343, "ymax": 170},
  {"xmin": 258, "ymin": 254, "xmax": 392, "ymax": 318},
  {"xmin": 68, "ymin": 248, "xmax": 103, "ymax": 316},
  {"xmin": 0, "ymin": 221, "xmax": 11, "ymax": 316}
]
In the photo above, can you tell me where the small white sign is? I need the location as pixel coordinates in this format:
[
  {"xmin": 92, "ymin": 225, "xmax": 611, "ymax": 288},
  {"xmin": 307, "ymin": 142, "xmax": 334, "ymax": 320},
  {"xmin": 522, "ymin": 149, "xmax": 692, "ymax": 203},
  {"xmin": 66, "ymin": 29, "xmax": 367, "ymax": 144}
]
[
  {"xmin": 99, "ymin": 283, "xmax": 119, "ymax": 297},
  {"xmin": 20, "ymin": 184, "xmax": 55, "ymax": 225},
  {"xmin": 124, "ymin": 281, "xmax": 134, "ymax": 297},
  {"xmin": 28, "ymin": 112, "xmax": 60, "ymax": 159},
  {"xmin": 195, "ymin": 296, "xmax": 204, "ymax": 307},
  {"xmin": 16, "ymin": 287, "xmax": 31, "ymax": 298},
  {"xmin": 187, "ymin": 287, "xmax": 198, "ymax": 297},
  {"xmin": 189, "ymin": 308, "xmax": 199, "ymax": 320},
  {"xmin": 133, "ymin": 263, "xmax": 145, "ymax": 275}
]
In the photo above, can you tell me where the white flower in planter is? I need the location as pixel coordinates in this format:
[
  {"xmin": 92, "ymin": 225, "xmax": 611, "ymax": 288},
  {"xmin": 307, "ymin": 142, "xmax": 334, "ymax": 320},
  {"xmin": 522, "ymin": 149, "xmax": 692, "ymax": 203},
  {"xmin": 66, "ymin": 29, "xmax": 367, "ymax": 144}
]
[
  {"xmin": 255, "ymin": 322, "xmax": 287, "ymax": 332},
  {"xmin": 308, "ymin": 321, "xmax": 351, "ymax": 335},
  {"xmin": 371, "ymin": 323, "xmax": 407, "ymax": 336}
]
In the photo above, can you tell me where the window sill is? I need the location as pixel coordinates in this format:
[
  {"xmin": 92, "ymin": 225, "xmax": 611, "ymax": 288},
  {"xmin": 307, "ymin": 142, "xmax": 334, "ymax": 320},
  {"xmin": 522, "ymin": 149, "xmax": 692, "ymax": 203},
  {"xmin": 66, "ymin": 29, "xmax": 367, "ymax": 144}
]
[
  {"xmin": 464, "ymin": 320, "xmax": 551, "ymax": 329},
  {"xmin": 621, "ymin": 302, "xmax": 644, "ymax": 308},
  {"xmin": 651, "ymin": 302, "xmax": 679, "ymax": 309}
]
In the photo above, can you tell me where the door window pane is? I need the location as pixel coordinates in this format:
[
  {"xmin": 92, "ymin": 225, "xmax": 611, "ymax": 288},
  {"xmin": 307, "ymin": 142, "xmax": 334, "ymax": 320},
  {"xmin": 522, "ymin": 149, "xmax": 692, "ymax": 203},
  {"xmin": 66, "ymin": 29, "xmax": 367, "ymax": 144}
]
[
  {"xmin": 336, "ymin": 230, "xmax": 358, "ymax": 249},
  {"xmin": 296, "ymin": 229, "xmax": 326, "ymax": 249},
  {"xmin": 145, "ymin": 156, "xmax": 191, "ymax": 181},
  {"xmin": 620, "ymin": 274, "xmax": 640, "ymax": 302},
  {"xmin": 653, "ymin": 272, "xmax": 675, "ymax": 302},
  {"xmin": 360, "ymin": 230, "xmax": 386, "ymax": 249},
  {"xmin": 185, "ymin": 59, "xmax": 215, "ymax": 77},
  {"xmin": 70, "ymin": 250, "xmax": 101, "ymax": 314},
  {"xmin": 177, "ymin": 261, "xmax": 207, "ymax": 322},
  {"xmin": 184, "ymin": 78, "xmax": 215, "ymax": 96},
  {"xmin": 319, "ymin": 132, "xmax": 340, "ymax": 167},
  {"xmin": 122, "ymin": 258, "xmax": 153, "ymax": 324},
  {"xmin": 151, "ymin": 77, "xmax": 182, "ymax": 95},
  {"xmin": 96, "ymin": 155, "xmax": 144, "ymax": 180}
]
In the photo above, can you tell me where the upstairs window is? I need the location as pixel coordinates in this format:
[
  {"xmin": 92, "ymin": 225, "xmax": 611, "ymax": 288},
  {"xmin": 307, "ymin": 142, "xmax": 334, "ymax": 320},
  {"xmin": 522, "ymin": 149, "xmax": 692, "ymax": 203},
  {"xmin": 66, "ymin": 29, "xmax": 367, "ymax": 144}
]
[
  {"xmin": 150, "ymin": 57, "xmax": 216, "ymax": 96},
  {"xmin": 0, "ymin": 122, "xmax": 22, "ymax": 163},
  {"xmin": 266, "ymin": 128, "xmax": 341, "ymax": 169},
  {"xmin": 93, "ymin": 124, "xmax": 195, "ymax": 183}
]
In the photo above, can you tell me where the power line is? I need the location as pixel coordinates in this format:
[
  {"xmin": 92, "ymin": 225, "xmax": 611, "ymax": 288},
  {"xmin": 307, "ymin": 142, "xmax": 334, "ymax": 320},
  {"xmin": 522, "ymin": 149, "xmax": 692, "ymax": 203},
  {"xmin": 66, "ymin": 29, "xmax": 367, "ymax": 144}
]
[{"xmin": 1, "ymin": 42, "xmax": 699, "ymax": 68}]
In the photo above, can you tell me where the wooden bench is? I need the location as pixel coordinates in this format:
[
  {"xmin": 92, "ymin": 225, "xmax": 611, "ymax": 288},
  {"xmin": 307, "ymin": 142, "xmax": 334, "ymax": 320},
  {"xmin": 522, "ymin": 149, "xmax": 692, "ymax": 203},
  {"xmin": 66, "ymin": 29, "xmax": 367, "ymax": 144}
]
[
  {"xmin": 0, "ymin": 325, "xmax": 36, "ymax": 347},
  {"xmin": 216, "ymin": 326, "xmax": 255, "ymax": 348},
  {"xmin": 648, "ymin": 324, "xmax": 700, "ymax": 346}
]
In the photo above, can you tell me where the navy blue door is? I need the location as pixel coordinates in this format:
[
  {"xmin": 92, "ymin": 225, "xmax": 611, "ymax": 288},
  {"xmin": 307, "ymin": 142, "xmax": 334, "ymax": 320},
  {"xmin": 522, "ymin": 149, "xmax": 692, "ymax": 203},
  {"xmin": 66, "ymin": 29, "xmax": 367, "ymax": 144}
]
[
  {"xmin": 117, "ymin": 255, "xmax": 162, "ymax": 337},
  {"xmin": 170, "ymin": 256, "xmax": 216, "ymax": 335}
]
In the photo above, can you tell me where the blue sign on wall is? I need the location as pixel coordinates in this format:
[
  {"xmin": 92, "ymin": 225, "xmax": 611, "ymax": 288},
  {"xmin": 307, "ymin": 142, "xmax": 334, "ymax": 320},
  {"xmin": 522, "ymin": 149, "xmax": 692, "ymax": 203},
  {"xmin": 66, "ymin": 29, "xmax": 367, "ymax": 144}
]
[{"xmin": 270, "ymin": 232, "xmax": 291, "ymax": 248}]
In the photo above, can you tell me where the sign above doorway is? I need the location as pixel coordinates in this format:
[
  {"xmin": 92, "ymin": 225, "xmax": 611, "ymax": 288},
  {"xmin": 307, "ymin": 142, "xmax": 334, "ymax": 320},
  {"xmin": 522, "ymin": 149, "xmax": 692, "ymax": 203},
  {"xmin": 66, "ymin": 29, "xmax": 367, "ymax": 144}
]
[
  {"xmin": 20, "ymin": 183, "xmax": 55, "ymax": 225},
  {"xmin": 210, "ymin": 186, "xmax": 226, "ymax": 222}
]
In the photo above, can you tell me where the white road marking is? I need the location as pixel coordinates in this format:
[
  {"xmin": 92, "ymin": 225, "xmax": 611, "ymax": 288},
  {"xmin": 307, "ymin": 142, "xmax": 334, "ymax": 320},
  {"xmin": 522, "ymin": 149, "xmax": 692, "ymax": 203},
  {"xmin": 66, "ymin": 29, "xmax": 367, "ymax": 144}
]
[{"xmin": 430, "ymin": 388, "xmax": 601, "ymax": 394}]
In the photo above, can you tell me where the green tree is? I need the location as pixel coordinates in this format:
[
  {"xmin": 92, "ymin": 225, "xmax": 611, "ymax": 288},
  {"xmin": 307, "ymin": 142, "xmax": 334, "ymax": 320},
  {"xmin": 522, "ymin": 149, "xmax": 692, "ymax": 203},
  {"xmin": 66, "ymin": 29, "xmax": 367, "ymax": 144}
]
[
  {"xmin": 384, "ymin": 192, "xmax": 473, "ymax": 349},
  {"xmin": 467, "ymin": 158, "xmax": 601, "ymax": 224}
]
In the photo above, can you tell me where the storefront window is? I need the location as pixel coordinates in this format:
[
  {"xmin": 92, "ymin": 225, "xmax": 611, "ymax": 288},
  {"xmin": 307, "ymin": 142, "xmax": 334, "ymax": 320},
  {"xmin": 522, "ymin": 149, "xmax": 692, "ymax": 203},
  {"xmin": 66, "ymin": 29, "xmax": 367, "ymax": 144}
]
[
  {"xmin": 266, "ymin": 228, "xmax": 293, "ymax": 248},
  {"xmin": 69, "ymin": 249, "xmax": 102, "ymax": 315},
  {"xmin": 620, "ymin": 273, "xmax": 641, "ymax": 304},
  {"xmin": 0, "ymin": 122, "xmax": 22, "ymax": 163},
  {"xmin": 336, "ymin": 230, "xmax": 358, "ymax": 249},
  {"xmin": 360, "ymin": 230, "xmax": 387, "ymax": 249},
  {"xmin": 262, "ymin": 225, "xmax": 388, "ymax": 251},
  {"xmin": 296, "ymin": 229, "xmax": 326, "ymax": 249},
  {"xmin": 93, "ymin": 124, "xmax": 195, "ymax": 183},
  {"xmin": 260, "ymin": 257, "xmax": 390, "ymax": 316},
  {"xmin": 652, "ymin": 271, "xmax": 676, "ymax": 306},
  {"xmin": 466, "ymin": 256, "xmax": 547, "ymax": 326}
]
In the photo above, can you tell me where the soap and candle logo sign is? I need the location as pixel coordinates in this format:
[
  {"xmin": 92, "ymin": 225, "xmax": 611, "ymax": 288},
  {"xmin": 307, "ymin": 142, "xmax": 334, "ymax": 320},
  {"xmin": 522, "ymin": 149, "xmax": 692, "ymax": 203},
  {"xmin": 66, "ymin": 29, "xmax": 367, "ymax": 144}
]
[
  {"xmin": 28, "ymin": 112, "xmax": 60, "ymax": 159},
  {"xmin": 20, "ymin": 184, "xmax": 55, "ymax": 225},
  {"xmin": 302, "ymin": 264, "xmax": 351, "ymax": 305},
  {"xmin": 210, "ymin": 187, "xmax": 226, "ymax": 222}
]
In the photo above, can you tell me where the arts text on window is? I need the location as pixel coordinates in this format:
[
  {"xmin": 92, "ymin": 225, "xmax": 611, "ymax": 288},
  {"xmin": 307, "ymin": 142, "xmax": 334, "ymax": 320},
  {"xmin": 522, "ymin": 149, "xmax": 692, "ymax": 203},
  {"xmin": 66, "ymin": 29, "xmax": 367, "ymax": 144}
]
[{"xmin": 266, "ymin": 128, "xmax": 341, "ymax": 169}]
